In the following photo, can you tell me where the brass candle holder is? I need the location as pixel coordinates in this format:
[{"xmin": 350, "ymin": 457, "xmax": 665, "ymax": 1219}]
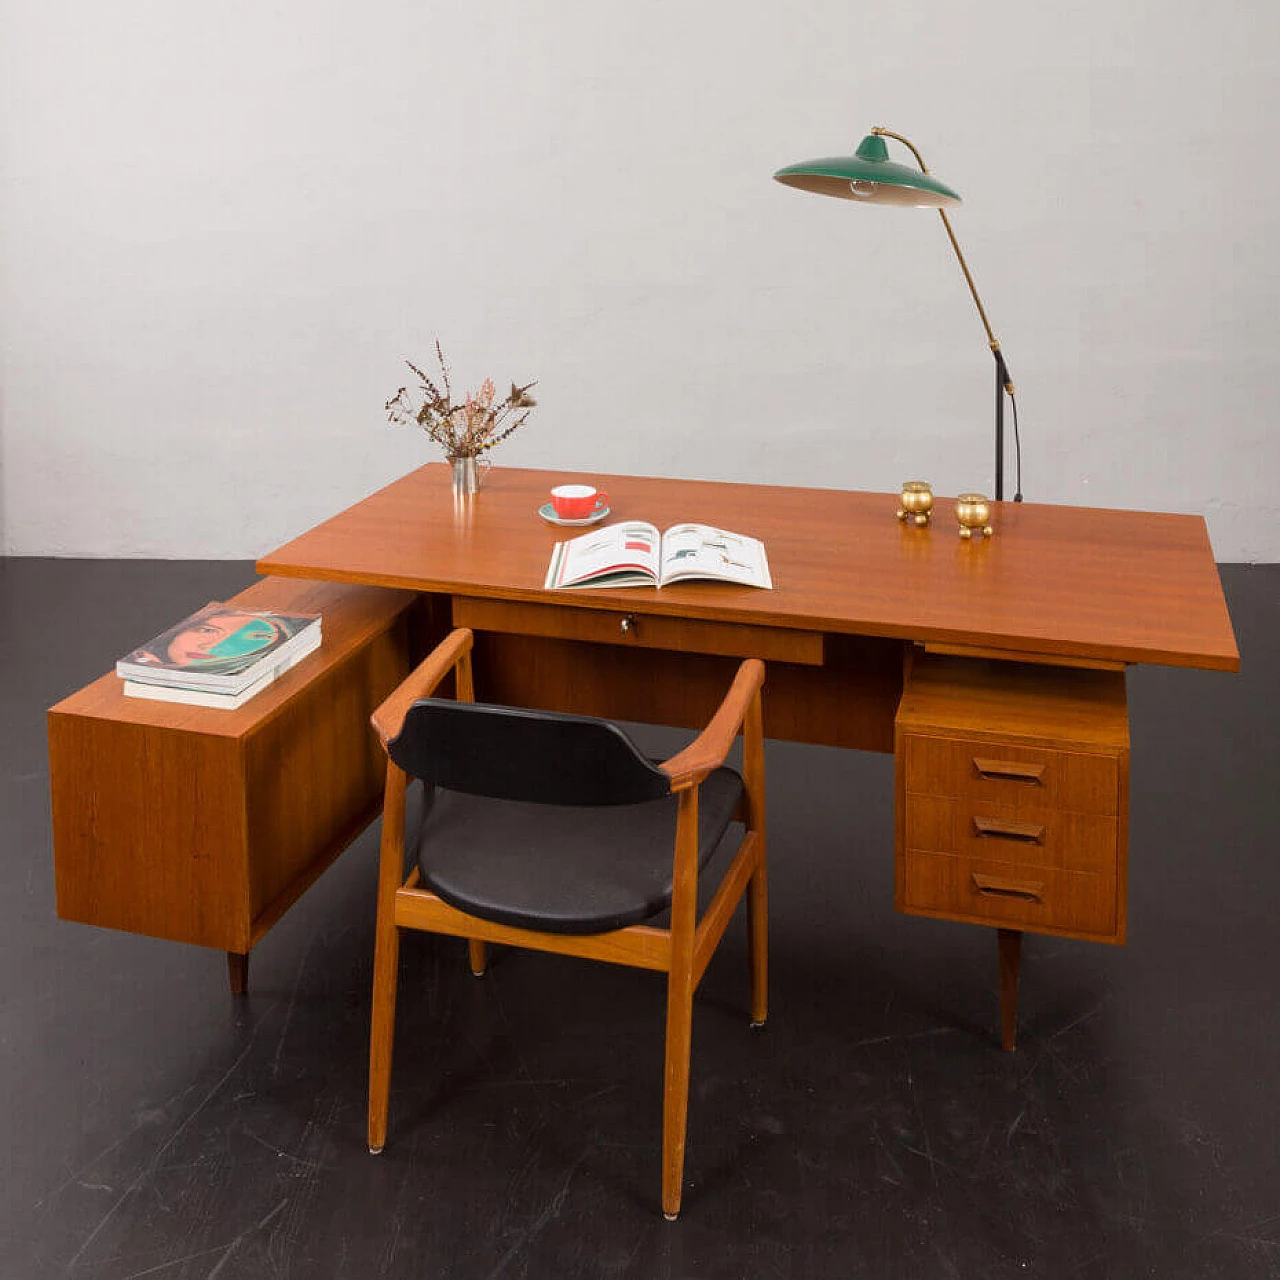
[
  {"xmin": 956, "ymin": 493, "xmax": 994, "ymax": 539},
  {"xmin": 897, "ymin": 481, "xmax": 934, "ymax": 527}
]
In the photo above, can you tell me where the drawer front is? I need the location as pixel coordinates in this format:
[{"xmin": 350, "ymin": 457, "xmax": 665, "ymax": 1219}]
[
  {"xmin": 903, "ymin": 734, "xmax": 1119, "ymax": 816},
  {"xmin": 453, "ymin": 596, "xmax": 824, "ymax": 665},
  {"xmin": 905, "ymin": 794, "xmax": 1118, "ymax": 874},
  {"xmin": 903, "ymin": 850, "xmax": 1118, "ymax": 938}
]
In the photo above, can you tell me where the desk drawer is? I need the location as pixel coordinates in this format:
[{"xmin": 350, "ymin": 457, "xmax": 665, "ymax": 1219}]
[
  {"xmin": 904, "ymin": 795, "xmax": 1117, "ymax": 874},
  {"xmin": 903, "ymin": 735, "xmax": 1119, "ymax": 817},
  {"xmin": 453, "ymin": 596, "xmax": 824, "ymax": 665},
  {"xmin": 902, "ymin": 850, "xmax": 1118, "ymax": 938}
]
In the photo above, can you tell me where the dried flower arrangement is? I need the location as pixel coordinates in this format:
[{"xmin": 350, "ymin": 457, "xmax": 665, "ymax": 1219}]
[{"xmin": 385, "ymin": 342, "xmax": 537, "ymax": 459}]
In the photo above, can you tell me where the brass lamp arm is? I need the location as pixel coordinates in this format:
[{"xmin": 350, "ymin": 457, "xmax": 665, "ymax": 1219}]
[{"xmin": 871, "ymin": 126, "xmax": 1009, "ymax": 386}]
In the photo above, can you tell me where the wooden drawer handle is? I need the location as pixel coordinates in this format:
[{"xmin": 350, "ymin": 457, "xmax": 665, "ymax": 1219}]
[
  {"xmin": 973, "ymin": 758, "xmax": 1045, "ymax": 785},
  {"xmin": 971, "ymin": 872, "xmax": 1045, "ymax": 903},
  {"xmin": 972, "ymin": 816, "xmax": 1046, "ymax": 844}
]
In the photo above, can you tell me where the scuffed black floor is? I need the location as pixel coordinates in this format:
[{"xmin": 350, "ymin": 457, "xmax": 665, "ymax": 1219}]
[{"xmin": 1, "ymin": 558, "xmax": 1276, "ymax": 1278}]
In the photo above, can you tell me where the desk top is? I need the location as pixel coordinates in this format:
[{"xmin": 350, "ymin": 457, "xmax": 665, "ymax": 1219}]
[{"xmin": 257, "ymin": 465, "xmax": 1239, "ymax": 672}]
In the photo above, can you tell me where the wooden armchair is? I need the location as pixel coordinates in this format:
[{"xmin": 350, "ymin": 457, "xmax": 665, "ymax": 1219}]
[{"xmin": 366, "ymin": 627, "xmax": 767, "ymax": 1219}]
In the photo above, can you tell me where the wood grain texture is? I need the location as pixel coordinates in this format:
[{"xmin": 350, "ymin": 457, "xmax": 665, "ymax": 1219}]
[
  {"xmin": 49, "ymin": 579, "xmax": 414, "ymax": 956},
  {"xmin": 903, "ymin": 738, "xmax": 1121, "ymax": 814},
  {"xmin": 49, "ymin": 716, "xmax": 249, "ymax": 948},
  {"xmin": 906, "ymin": 795, "xmax": 1118, "ymax": 874},
  {"xmin": 257, "ymin": 464, "xmax": 1239, "ymax": 672},
  {"xmin": 242, "ymin": 614, "xmax": 407, "ymax": 928},
  {"xmin": 898, "ymin": 657, "xmax": 1131, "ymax": 752},
  {"xmin": 468, "ymin": 630, "xmax": 901, "ymax": 753},
  {"xmin": 902, "ymin": 851, "xmax": 1118, "ymax": 939}
]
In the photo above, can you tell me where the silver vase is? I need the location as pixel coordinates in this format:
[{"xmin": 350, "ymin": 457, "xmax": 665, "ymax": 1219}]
[{"xmin": 449, "ymin": 455, "xmax": 491, "ymax": 496}]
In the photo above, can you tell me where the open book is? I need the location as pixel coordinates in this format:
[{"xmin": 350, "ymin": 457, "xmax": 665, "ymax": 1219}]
[{"xmin": 545, "ymin": 522, "xmax": 772, "ymax": 590}]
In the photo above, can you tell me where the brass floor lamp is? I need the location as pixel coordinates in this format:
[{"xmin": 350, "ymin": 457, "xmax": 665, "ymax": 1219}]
[{"xmin": 774, "ymin": 127, "xmax": 1022, "ymax": 502}]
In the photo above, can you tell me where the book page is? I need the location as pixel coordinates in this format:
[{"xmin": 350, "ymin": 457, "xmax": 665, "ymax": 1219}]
[
  {"xmin": 658, "ymin": 524, "xmax": 772, "ymax": 589},
  {"xmin": 545, "ymin": 522, "xmax": 661, "ymax": 589}
]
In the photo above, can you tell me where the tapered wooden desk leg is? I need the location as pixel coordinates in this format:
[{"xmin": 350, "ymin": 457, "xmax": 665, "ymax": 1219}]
[
  {"xmin": 468, "ymin": 939, "xmax": 488, "ymax": 977},
  {"xmin": 997, "ymin": 929, "xmax": 1022, "ymax": 1052},
  {"xmin": 227, "ymin": 951, "xmax": 249, "ymax": 996}
]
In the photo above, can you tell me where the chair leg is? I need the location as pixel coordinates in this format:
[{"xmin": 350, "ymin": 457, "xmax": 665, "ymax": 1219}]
[
  {"xmin": 747, "ymin": 855, "xmax": 768, "ymax": 1028},
  {"xmin": 468, "ymin": 939, "xmax": 488, "ymax": 977},
  {"xmin": 742, "ymin": 686, "xmax": 768, "ymax": 1029},
  {"xmin": 369, "ymin": 763, "xmax": 408, "ymax": 1154},
  {"xmin": 367, "ymin": 919, "xmax": 400, "ymax": 1154},
  {"xmin": 661, "ymin": 967, "xmax": 695, "ymax": 1220}
]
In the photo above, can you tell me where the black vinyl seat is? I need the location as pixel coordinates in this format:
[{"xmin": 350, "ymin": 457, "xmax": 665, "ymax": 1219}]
[
  {"xmin": 366, "ymin": 628, "xmax": 769, "ymax": 1220},
  {"xmin": 415, "ymin": 764, "xmax": 745, "ymax": 934}
]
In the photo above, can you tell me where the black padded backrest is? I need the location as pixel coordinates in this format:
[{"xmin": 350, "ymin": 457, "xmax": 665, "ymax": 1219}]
[{"xmin": 388, "ymin": 699, "xmax": 673, "ymax": 805}]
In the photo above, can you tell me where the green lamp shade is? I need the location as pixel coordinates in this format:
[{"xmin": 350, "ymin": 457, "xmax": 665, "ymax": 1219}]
[{"xmin": 773, "ymin": 133, "xmax": 961, "ymax": 208}]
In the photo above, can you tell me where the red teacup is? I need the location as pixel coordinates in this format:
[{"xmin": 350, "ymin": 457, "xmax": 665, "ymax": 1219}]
[{"xmin": 550, "ymin": 484, "xmax": 608, "ymax": 520}]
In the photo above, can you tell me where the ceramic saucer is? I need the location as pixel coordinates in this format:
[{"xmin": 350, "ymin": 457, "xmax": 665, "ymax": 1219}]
[{"xmin": 538, "ymin": 503, "xmax": 611, "ymax": 527}]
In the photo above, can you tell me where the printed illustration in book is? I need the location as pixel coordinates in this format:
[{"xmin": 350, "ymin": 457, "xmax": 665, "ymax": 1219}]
[{"xmin": 545, "ymin": 522, "xmax": 772, "ymax": 590}]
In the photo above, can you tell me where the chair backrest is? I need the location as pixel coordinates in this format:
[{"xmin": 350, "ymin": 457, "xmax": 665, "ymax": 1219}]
[{"xmin": 388, "ymin": 699, "xmax": 673, "ymax": 805}]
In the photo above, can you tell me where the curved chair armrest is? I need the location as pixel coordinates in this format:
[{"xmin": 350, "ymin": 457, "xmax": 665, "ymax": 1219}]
[
  {"xmin": 659, "ymin": 658, "xmax": 765, "ymax": 792},
  {"xmin": 371, "ymin": 628, "xmax": 474, "ymax": 749}
]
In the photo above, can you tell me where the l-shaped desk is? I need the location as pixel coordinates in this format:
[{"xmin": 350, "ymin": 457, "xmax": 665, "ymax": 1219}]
[{"xmin": 255, "ymin": 465, "xmax": 1238, "ymax": 1048}]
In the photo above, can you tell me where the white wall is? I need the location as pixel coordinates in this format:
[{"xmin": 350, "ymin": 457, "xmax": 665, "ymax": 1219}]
[{"xmin": 2, "ymin": 0, "xmax": 1277, "ymax": 560}]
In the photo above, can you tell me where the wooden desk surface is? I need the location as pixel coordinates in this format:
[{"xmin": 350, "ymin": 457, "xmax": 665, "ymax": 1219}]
[{"xmin": 258, "ymin": 465, "xmax": 1239, "ymax": 672}]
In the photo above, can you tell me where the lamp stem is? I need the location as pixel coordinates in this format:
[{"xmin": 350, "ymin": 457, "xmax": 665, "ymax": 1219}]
[
  {"xmin": 994, "ymin": 347, "xmax": 1006, "ymax": 503},
  {"xmin": 872, "ymin": 126, "xmax": 1015, "ymax": 501}
]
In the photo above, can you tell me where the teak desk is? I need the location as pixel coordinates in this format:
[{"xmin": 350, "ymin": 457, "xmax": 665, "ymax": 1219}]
[{"xmin": 258, "ymin": 464, "xmax": 1239, "ymax": 1047}]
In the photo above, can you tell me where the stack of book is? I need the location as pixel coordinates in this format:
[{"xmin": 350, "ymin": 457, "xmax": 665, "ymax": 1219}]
[{"xmin": 116, "ymin": 602, "xmax": 323, "ymax": 709}]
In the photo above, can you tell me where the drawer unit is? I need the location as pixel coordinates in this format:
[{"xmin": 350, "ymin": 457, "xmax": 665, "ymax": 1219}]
[{"xmin": 895, "ymin": 655, "xmax": 1130, "ymax": 945}]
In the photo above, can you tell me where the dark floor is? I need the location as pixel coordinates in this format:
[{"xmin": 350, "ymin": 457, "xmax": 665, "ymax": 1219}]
[{"xmin": 1, "ymin": 558, "xmax": 1277, "ymax": 1280}]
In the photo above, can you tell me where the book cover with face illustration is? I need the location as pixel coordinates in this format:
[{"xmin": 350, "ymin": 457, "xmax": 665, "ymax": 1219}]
[{"xmin": 119, "ymin": 603, "xmax": 320, "ymax": 678}]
